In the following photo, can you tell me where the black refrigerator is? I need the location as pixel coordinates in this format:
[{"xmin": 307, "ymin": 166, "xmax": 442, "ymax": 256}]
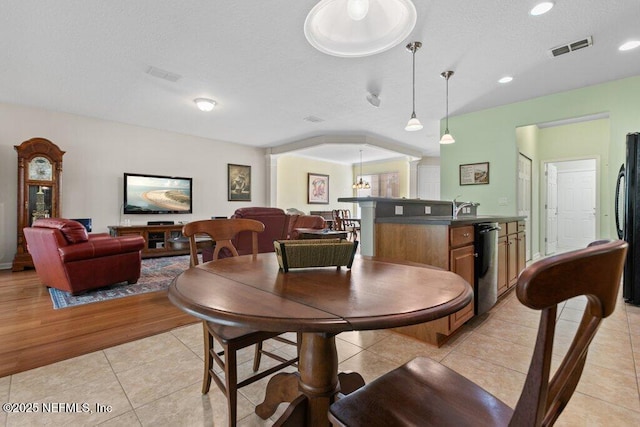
[{"xmin": 617, "ymin": 132, "xmax": 640, "ymax": 305}]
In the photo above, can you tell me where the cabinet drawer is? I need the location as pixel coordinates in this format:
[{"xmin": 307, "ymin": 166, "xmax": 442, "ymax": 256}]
[
  {"xmin": 450, "ymin": 226, "xmax": 474, "ymax": 247},
  {"xmin": 506, "ymin": 222, "xmax": 518, "ymax": 235}
]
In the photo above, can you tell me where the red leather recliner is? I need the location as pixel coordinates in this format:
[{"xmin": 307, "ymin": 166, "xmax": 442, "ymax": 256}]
[{"xmin": 24, "ymin": 218, "xmax": 145, "ymax": 295}]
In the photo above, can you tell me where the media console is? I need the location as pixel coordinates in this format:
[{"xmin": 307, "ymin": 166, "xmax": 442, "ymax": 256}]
[{"xmin": 108, "ymin": 224, "xmax": 212, "ymax": 258}]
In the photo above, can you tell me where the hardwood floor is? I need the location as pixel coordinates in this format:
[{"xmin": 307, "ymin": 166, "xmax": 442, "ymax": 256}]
[{"xmin": 0, "ymin": 268, "xmax": 198, "ymax": 378}]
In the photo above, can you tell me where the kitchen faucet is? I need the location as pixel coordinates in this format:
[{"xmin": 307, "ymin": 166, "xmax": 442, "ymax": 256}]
[{"xmin": 452, "ymin": 197, "xmax": 479, "ymax": 219}]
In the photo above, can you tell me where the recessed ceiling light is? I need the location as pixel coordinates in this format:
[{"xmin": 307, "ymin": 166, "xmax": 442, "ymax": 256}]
[
  {"xmin": 530, "ymin": 2, "xmax": 554, "ymax": 16},
  {"xmin": 194, "ymin": 98, "xmax": 216, "ymax": 112},
  {"xmin": 498, "ymin": 76, "xmax": 514, "ymax": 84},
  {"xmin": 619, "ymin": 40, "xmax": 640, "ymax": 51}
]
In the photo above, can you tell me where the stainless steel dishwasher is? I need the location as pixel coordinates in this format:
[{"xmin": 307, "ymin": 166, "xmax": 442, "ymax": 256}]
[{"xmin": 474, "ymin": 223, "xmax": 500, "ymax": 315}]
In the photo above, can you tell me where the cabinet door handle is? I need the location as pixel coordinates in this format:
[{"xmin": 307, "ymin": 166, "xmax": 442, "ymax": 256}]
[
  {"xmin": 474, "ymin": 253, "xmax": 478, "ymax": 258},
  {"xmin": 463, "ymin": 233, "xmax": 470, "ymax": 237}
]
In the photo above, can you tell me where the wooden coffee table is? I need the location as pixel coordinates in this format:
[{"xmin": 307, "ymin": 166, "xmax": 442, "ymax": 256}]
[{"xmin": 295, "ymin": 228, "xmax": 348, "ymax": 239}]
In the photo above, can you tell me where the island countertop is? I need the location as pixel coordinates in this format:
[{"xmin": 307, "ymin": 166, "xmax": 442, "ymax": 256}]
[{"xmin": 375, "ymin": 215, "xmax": 526, "ymax": 226}]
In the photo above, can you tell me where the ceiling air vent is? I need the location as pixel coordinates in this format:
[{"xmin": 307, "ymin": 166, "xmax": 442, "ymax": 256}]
[
  {"xmin": 550, "ymin": 36, "xmax": 593, "ymax": 57},
  {"xmin": 145, "ymin": 66, "xmax": 182, "ymax": 82},
  {"xmin": 303, "ymin": 115, "xmax": 324, "ymax": 123}
]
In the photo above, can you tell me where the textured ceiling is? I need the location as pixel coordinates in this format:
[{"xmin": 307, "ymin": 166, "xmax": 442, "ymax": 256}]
[{"xmin": 1, "ymin": 0, "xmax": 639, "ymax": 165}]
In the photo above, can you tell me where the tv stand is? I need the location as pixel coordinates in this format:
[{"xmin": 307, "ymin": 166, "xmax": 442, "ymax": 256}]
[{"xmin": 108, "ymin": 224, "xmax": 211, "ymax": 258}]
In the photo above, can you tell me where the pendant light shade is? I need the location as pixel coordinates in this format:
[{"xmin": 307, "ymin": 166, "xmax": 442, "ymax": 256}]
[
  {"xmin": 405, "ymin": 41, "xmax": 423, "ymax": 131},
  {"xmin": 304, "ymin": 0, "xmax": 417, "ymax": 58},
  {"xmin": 353, "ymin": 150, "xmax": 371, "ymax": 189},
  {"xmin": 439, "ymin": 71, "xmax": 455, "ymax": 144}
]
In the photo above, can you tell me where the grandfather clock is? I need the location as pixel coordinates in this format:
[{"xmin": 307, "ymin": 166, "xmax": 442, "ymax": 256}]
[{"xmin": 12, "ymin": 138, "xmax": 65, "ymax": 271}]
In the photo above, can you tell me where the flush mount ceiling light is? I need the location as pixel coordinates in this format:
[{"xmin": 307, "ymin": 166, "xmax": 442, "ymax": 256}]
[
  {"xmin": 405, "ymin": 41, "xmax": 423, "ymax": 131},
  {"xmin": 498, "ymin": 76, "xmax": 513, "ymax": 84},
  {"xmin": 619, "ymin": 40, "xmax": 640, "ymax": 51},
  {"xmin": 353, "ymin": 150, "xmax": 371, "ymax": 189},
  {"xmin": 439, "ymin": 71, "xmax": 455, "ymax": 145},
  {"xmin": 194, "ymin": 98, "xmax": 216, "ymax": 111},
  {"xmin": 304, "ymin": 0, "xmax": 418, "ymax": 57},
  {"xmin": 530, "ymin": 2, "xmax": 554, "ymax": 16}
]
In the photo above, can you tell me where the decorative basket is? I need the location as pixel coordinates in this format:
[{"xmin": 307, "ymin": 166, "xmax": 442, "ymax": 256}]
[{"xmin": 274, "ymin": 238, "xmax": 358, "ymax": 272}]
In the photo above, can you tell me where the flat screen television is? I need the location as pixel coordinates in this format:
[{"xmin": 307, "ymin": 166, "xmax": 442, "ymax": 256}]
[{"xmin": 123, "ymin": 173, "xmax": 192, "ymax": 214}]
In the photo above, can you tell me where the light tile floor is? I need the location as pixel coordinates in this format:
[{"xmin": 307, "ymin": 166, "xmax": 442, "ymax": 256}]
[{"xmin": 2, "ymin": 289, "xmax": 640, "ymax": 426}]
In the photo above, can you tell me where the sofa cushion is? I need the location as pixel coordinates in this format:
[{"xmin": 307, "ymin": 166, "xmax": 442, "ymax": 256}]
[{"xmin": 33, "ymin": 218, "xmax": 89, "ymax": 243}]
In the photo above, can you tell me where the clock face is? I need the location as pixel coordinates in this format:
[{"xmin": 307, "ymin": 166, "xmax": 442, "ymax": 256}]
[{"xmin": 28, "ymin": 156, "xmax": 53, "ymax": 181}]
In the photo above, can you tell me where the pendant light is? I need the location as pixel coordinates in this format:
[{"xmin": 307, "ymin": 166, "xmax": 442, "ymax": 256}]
[
  {"xmin": 353, "ymin": 150, "xmax": 371, "ymax": 189},
  {"xmin": 405, "ymin": 41, "xmax": 423, "ymax": 131},
  {"xmin": 439, "ymin": 71, "xmax": 455, "ymax": 144}
]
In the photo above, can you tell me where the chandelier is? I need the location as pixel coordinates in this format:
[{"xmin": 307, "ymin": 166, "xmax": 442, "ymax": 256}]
[{"xmin": 353, "ymin": 150, "xmax": 371, "ymax": 189}]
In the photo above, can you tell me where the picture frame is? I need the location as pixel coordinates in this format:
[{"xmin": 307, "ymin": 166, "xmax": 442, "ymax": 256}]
[
  {"xmin": 307, "ymin": 173, "xmax": 329, "ymax": 204},
  {"xmin": 460, "ymin": 162, "xmax": 490, "ymax": 185},
  {"xmin": 228, "ymin": 164, "xmax": 251, "ymax": 201}
]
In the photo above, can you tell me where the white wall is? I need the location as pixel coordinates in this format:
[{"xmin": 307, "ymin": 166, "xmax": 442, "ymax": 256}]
[{"xmin": 0, "ymin": 102, "xmax": 267, "ymax": 268}]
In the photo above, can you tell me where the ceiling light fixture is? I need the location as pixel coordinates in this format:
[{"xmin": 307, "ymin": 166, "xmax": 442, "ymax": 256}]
[
  {"xmin": 405, "ymin": 41, "xmax": 423, "ymax": 131},
  {"xmin": 439, "ymin": 71, "xmax": 455, "ymax": 145},
  {"xmin": 498, "ymin": 76, "xmax": 514, "ymax": 84},
  {"xmin": 530, "ymin": 2, "xmax": 554, "ymax": 16},
  {"xmin": 347, "ymin": 0, "xmax": 370, "ymax": 20},
  {"xmin": 304, "ymin": 0, "xmax": 417, "ymax": 57},
  {"xmin": 353, "ymin": 150, "xmax": 371, "ymax": 189},
  {"xmin": 194, "ymin": 98, "xmax": 216, "ymax": 112},
  {"xmin": 619, "ymin": 40, "xmax": 640, "ymax": 51}
]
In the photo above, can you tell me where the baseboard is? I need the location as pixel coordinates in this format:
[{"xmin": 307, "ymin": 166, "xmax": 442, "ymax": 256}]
[{"xmin": 0, "ymin": 262, "xmax": 13, "ymax": 270}]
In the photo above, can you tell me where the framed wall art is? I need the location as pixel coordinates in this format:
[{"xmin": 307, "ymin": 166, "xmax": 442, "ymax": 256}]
[
  {"xmin": 308, "ymin": 173, "xmax": 329, "ymax": 204},
  {"xmin": 228, "ymin": 164, "xmax": 251, "ymax": 201},
  {"xmin": 460, "ymin": 162, "xmax": 490, "ymax": 185}
]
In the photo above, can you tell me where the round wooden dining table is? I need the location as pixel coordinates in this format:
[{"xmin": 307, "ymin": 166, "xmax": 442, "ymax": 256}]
[{"xmin": 168, "ymin": 253, "xmax": 473, "ymax": 426}]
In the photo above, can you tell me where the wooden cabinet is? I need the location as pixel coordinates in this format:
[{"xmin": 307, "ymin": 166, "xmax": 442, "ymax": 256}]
[
  {"xmin": 498, "ymin": 221, "xmax": 527, "ymax": 296},
  {"xmin": 375, "ymin": 222, "xmax": 475, "ymax": 346},
  {"xmin": 497, "ymin": 226, "xmax": 509, "ymax": 296},
  {"xmin": 108, "ymin": 224, "xmax": 210, "ymax": 258}
]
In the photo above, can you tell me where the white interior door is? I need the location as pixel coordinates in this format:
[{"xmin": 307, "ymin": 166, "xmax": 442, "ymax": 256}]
[
  {"xmin": 417, "ymin": 165, "xmax": 440, "ymax": 200},
  {"xmin": 545, "ymin": 163, "xmax": 558, "ymax": 255},
  {"xmin": 557, "ymin": 165, "xmax": 596, "ymax": 250},
  {"xmin": 517, "ymin": 154, "xmax": 532, "ymax": 260}
]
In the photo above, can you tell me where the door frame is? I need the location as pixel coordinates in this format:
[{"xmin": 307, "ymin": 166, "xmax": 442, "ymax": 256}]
[{"xmin": 540, "ymin": 156, "xmax": 600, "ymax": 255}]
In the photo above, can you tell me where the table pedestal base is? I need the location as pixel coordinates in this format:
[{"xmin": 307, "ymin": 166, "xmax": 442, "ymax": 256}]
[{"xmin": 256, "ymin": 333, "xmax": 365, "ymax": 426}]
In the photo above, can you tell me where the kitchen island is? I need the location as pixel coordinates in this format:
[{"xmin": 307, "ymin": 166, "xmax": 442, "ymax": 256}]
[{"xmin": 339, "ymin": 197, "xmax": 525, "ymax": 346}]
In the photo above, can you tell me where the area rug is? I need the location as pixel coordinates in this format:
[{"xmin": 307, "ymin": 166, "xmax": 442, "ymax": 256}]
[{"xmin": 48, "ymin": 255, "xmax": 191, "ymax": 309}]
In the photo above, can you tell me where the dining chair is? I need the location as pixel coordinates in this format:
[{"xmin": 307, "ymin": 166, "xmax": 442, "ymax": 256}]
[
  {"xmin": 340, "ymin": 209, "xmax": 360, "ymax": 241},
  {"xmin": 332, "ymin": 209, "xmax": 359, "ymax": 241},
  {"xmin": 328, "ymin": 239, "xmax": 628, "ymax": 427},
  {"xmin": 182, "ymin": 219, "xmax": 299, "ymax": 426}
]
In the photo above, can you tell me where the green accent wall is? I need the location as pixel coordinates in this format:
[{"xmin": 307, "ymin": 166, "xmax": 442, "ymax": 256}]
[{"xmin": 441, "ymin": 75, "xmax": 639, "ymax": 257}]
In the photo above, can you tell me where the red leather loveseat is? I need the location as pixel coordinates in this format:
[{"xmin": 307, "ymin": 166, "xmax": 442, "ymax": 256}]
[
  {"xmin": 24, "ymin": 218, "xmax": 145, "ymax": 295},
  {"xmin": 201, "ymin": 207, "xmax": 326, "ymax": 261}
]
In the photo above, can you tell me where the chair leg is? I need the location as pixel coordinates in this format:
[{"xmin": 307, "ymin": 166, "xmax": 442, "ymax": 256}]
[
  {"xmin": 224, "ymin": 343, "xmax": 238, "ymax": 427},
  {"xmin": 253, "ymin": 341, "xmax": 263, "ymax": 372},
  {"xmin": 202, "ymin": 323, "xmax": 213, "ymax": 394}
]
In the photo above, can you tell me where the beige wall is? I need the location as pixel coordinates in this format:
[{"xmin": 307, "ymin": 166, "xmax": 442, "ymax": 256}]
[
  {"xmin": 275, "ymin": 155, "xmax": 354, "ymax": 212},
  {"xmin": 0, "ymin": 102, "xmax": 266, "ymax": 268}
]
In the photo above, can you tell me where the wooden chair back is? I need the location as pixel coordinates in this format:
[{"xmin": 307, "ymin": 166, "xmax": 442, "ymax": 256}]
[
  {"xmin": 511, "ymin": 239, "xmax": 627, "ymax": 426},
  {"xmin": 332, "ymin": 209, "xmax": 344, "ymax": 231},
  {"xmin": 182, "ymin": 219, "xmax": 265, "ymax": 266}
]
